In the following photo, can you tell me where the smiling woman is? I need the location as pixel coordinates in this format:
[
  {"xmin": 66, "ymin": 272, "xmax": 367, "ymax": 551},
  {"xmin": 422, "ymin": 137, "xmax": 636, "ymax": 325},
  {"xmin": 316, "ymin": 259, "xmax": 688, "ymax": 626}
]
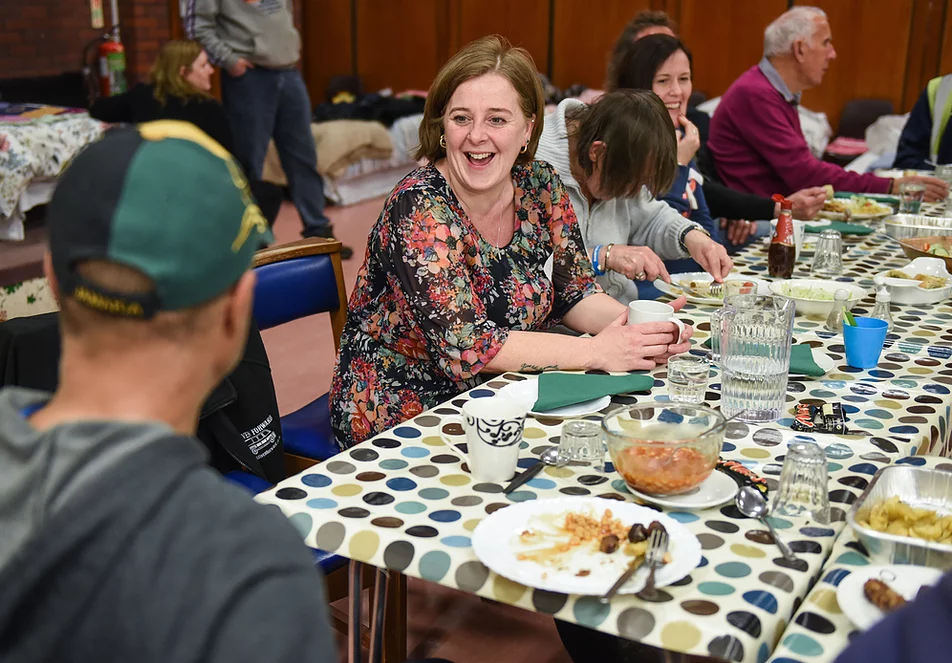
[{"xmin": 328, "ymin": 35, "xmax": 695, "ymax": 449}]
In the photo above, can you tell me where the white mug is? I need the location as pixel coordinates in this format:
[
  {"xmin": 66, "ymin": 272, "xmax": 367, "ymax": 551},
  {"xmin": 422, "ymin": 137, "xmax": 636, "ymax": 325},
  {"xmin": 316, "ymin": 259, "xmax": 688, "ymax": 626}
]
[
  {"xmin": 441, "ymin": 396, "xmax": 527, "ymax": 483},
  {"xmin": 627, "ymin": 300, "xmax": 686, "ymax": 335}
]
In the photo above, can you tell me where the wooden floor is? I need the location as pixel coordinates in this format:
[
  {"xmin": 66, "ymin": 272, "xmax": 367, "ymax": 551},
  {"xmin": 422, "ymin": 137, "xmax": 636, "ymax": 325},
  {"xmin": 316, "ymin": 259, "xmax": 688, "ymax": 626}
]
[{"xmin": 270, "ymin": 200, "xmax": 572, "ymax": 663}]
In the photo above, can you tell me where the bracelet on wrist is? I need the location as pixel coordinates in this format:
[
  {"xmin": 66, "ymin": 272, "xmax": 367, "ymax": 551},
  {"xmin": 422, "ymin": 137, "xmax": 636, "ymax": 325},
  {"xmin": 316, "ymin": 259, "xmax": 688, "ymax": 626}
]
[
  {"xmin": 604, "ymin": 243, "xmax": 615, "ymax": 272},
  {"xmin": 592, "ymin": 244, "xmax": 605, "ymax": 276}
]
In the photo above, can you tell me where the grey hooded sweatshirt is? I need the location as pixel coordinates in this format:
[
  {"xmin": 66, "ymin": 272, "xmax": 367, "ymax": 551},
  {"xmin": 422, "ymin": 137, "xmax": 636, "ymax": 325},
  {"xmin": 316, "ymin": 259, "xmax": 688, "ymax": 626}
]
[
  {"xmin": 535, "ymin": 99, "xmax": 700, "ymax": 305},
  {"xmin": 185, "ymin": 0, "xmax": 302, "ymax": 70},
  {"xmin": 0, "ymin": 387, "xmax": 336, "ymax": 663}
]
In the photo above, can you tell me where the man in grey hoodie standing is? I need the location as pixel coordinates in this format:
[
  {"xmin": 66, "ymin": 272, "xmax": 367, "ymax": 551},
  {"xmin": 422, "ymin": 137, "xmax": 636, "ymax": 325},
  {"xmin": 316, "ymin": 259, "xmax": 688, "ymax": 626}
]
[{"xmin": 185, "ymin": 0, "xmax": 351, "ymax": 257}]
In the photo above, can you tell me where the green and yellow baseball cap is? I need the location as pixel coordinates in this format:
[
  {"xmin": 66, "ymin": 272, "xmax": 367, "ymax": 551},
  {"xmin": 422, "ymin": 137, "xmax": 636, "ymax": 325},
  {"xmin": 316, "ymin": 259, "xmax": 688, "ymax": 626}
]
[{"xmin": 48, "ymin": 120, "xmax": 273, "ymax": 318}]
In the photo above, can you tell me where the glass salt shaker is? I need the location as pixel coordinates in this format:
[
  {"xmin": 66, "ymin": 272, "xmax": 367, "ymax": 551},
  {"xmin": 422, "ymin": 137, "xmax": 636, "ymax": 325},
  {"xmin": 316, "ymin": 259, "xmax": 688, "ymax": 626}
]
[
  {"xmin": 825, "ymin": 288, "xmax": 850, "ymax": 332},
  {"xmin": 870, "ymin": 286, "xmax": 894, "ymax": 330}
]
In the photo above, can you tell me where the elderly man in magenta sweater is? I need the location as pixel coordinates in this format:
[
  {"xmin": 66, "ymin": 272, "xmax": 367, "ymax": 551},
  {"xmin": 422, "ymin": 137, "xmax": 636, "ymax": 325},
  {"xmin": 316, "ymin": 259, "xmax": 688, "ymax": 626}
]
[{"xmin": 708, "ymin": 6, "xmax": 948, "ymax": 202}]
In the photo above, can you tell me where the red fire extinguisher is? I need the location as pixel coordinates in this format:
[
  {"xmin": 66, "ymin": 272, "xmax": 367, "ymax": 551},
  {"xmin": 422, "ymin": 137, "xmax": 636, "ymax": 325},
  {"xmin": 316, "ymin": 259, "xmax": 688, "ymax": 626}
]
[{"xmin": 98, "ymin": 27, "xmax": 127, "ymax": 97}]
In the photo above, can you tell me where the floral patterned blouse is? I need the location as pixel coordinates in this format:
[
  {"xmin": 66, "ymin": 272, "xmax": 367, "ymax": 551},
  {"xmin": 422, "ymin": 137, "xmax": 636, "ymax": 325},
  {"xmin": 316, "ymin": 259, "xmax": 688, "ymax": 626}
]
[{"xmin": 330, "ymin": 161, "xmax": 599, "ymax": 448}]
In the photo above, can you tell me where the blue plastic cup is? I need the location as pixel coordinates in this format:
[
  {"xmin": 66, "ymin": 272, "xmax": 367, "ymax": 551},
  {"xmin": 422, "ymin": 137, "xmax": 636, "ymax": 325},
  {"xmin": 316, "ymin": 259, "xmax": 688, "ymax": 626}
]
[{"xmin": 843, "ymin": 317, "xmax": 889, "ymax": 369}]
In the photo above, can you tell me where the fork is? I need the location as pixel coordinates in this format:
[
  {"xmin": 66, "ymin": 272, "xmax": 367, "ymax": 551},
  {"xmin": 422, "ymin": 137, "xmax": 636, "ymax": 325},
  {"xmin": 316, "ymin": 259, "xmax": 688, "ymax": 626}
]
[
  {"xmin": 638, "ymin": 528, "xmax": 669, "ymax": 600},
  {"xmin": 599, "ymin": 527, "xmax": 667, "ymax": 603}
]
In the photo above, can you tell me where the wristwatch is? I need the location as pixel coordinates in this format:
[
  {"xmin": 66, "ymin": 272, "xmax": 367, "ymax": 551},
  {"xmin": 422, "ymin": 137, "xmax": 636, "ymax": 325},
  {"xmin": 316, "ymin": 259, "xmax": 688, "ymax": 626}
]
[{"xmin": 678, "ymin": 224, "xmax": 710, "ymax": 252}]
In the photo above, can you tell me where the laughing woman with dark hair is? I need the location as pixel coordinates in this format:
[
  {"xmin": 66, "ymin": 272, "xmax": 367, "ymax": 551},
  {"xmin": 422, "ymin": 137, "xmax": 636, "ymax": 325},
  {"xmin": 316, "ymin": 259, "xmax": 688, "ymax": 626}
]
[{"xmin": 534, "ymin": 89, "xmax": 732, "ymax": 305}]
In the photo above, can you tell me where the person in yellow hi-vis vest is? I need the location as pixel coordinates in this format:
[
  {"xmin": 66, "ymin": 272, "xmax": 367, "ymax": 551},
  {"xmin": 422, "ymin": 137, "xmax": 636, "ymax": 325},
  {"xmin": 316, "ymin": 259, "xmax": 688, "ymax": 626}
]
[{"xmin": 895, "ymin": 74, "xmax": 952, "ymax": 170}]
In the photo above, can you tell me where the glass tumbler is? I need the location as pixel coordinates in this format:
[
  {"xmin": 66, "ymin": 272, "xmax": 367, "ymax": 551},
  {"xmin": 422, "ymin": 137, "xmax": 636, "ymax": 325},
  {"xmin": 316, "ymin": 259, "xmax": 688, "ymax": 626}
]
[
  {"xmin": 937, "ymin": 163, "xmax": 952, "ymax": 212},
  {"xmin": 559, "ymin": 420, "xmax": 604, "ymax": 468},
  {"xmin": 810, "ymin": 229, "xmax": 843, "ymax": 277},
  {"xmin": 666, "ymin": 354, "xmax": 710, "ymax": 404},
  {"xmin": 772, "ymin": 441, "xmax": 830, "ymax": 524},
  {"xmin": 898, "ymin": 181, "xmax": 926, "ymax": 214}
]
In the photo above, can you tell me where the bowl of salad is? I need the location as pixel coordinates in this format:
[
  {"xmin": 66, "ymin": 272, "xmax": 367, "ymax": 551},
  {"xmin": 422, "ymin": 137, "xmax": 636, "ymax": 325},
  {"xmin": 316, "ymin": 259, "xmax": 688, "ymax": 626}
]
[
  {"xmin": 899, "ymin": 236, "xmax": 952, "ymax": 273},
  {"xmin": 768, "ymin": 279, "xmax": 868, "ymax": 317}
]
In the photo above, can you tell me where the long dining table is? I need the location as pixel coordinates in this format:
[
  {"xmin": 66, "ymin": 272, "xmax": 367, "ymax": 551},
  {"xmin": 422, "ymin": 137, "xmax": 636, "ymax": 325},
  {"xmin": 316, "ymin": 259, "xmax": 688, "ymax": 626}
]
[{"xmin": 256, "ymin": 227, "xmax": 952, "ymax": 663}]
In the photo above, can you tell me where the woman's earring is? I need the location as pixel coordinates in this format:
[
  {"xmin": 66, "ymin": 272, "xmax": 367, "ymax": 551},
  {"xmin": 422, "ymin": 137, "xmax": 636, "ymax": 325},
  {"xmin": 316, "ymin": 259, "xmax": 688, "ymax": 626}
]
[
  {"xmin": 439, "ymin": 134, "xmax": 447, "ymax": 149},
  {"xmin": 520, "ymin": 141, "xmax": 528, "ymax": 154}
]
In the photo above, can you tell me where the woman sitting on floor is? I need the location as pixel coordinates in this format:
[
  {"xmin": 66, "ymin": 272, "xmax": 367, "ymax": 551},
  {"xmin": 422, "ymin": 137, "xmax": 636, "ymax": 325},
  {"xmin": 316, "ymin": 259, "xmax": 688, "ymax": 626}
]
[
  {"xmin": 329, "ymin": 35, "xmax": 693, "ymax": 449},
  {"xmin": 89, "ymin": 40, "xmax": 281, "ymax": 227},
  {"xmin": 534, "ymin": 89, "xmax": 732, "ymax": 305}
]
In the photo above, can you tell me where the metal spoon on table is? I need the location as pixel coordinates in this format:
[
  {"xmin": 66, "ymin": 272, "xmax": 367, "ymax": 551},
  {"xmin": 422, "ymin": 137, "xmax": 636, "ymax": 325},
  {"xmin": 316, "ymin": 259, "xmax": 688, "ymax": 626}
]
[
  {"xmin": 504, "ymin": 447, "xmax": 565, "ymax": 494},
  {"xmin": 735, "ymin": 486, "xmax": 799, "ymax": 563}
]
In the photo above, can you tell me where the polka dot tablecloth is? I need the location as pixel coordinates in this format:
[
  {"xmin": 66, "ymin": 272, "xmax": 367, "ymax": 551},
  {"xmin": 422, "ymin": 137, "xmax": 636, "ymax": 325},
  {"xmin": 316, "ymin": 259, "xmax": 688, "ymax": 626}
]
[
  {"xmin": 767, "ymin": 455, "xmax": 952, "ymax": 663},
  {"xmin": 676, "ymin": 234, "xmax": 952, "ymax": 457},
  {"xmin": 254, "ymin": 232, "xmax": 952, "ymax": 663},
  {"xmin": 256, "ymin": 374, "xmax": 916, "ymax": 663}
]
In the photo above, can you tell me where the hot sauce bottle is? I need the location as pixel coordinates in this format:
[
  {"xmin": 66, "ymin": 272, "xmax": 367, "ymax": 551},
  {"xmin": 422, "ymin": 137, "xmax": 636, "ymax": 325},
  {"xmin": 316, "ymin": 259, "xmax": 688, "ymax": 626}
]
[{"xmin": 768, "ymin": 193, "xmax": 796, "ymax": 279}]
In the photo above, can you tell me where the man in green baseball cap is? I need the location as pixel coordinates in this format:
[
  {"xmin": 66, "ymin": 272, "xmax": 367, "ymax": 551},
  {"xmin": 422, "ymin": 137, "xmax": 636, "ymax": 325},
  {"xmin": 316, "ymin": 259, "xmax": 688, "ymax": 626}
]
[{"xmin": 0, "ymin": 121, "xmax": 336, "ymax": 662}]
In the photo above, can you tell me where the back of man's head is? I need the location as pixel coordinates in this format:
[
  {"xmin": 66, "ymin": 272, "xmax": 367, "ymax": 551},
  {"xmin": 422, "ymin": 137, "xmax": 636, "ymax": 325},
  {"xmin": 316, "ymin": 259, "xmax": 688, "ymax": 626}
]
[
  {"xmin": 764, "ymin": 6, "xmax": 826, "ymax": 59},
  {"xmin": 46, "ymin": 121, "xmax": 272, "ymax": 367}
]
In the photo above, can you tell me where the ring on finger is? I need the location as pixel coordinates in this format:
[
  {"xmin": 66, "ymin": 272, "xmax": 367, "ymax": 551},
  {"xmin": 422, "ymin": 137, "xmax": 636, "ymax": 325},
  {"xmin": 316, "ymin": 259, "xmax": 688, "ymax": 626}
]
[{"xmin": 635, "ymin": 271, "xmax": 647, "ymax": 280}]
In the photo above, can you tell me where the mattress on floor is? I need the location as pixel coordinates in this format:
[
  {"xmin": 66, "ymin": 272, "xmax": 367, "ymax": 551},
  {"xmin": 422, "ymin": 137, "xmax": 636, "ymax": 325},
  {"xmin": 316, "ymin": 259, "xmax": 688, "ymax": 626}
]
[{"xmin": 322, "ymin": 112, "xmax": 423, "ymax": 205}]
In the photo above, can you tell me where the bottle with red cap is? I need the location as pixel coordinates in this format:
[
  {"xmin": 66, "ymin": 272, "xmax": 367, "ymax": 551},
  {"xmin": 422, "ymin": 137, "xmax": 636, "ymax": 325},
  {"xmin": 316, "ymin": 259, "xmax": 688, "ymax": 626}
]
[{"xmin": 769, "ymin": 193, "xmax": 796, "ymax": 279}]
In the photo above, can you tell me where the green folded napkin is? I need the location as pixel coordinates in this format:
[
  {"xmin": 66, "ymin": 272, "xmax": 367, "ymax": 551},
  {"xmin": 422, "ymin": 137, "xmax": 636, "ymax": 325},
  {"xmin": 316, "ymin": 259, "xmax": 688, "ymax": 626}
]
[
  {"xmin": 804, "ymin": 221, "xmax": 874, "ymax": 235},
  {"xmin": 698, "ymin": 341, "xmax": 823, "ymax": 376},
  {"xmin": 834, "ymin": 192, "xmax": 899, "ymax": 205},
  {"xmin": 790, "ymin": 344, "xmax": 825, "ymax": 376},
  {"xmin": 533, "ymin": 372, "xmax": 653, "ymax": 412}
]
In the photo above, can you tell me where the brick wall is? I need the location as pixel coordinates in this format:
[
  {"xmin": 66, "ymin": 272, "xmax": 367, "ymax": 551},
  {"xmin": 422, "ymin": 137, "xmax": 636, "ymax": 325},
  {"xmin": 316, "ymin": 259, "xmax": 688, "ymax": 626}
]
[
  {"xmin": 0, "ymin": 0, "xmax": 104, "ymax": 79},
  {"xmin": 0, "ymin": 0, "xmax": 169, "ymax": 83}
]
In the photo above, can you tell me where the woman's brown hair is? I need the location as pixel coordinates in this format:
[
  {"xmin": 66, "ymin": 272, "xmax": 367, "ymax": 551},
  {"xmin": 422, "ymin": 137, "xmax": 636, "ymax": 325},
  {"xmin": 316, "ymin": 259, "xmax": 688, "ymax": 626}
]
[
  {"xmin": 567, "ymin": 89, "xmax": 677, "ymax": 199},
  {"xmin": 150, "ymin": 40, "xmax": 213, "ymax": 106},
  {"xmin": 415, "ymin": 35, "xmax": 545, "ymax": 165}
]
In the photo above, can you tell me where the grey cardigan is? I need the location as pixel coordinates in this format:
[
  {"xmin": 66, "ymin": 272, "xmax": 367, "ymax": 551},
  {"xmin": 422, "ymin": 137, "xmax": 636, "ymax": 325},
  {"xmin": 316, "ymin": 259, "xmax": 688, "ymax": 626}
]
[{"xmin": 535, "ymin": 99, "xmax": 698, "ymax": 304}]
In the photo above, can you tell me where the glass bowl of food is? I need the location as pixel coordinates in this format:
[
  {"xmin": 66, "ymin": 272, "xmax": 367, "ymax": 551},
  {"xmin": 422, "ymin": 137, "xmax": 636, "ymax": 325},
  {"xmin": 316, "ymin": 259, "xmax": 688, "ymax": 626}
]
[{"xmin": 603, "ymin": 402, "xmax": 725, "ymax": 496}]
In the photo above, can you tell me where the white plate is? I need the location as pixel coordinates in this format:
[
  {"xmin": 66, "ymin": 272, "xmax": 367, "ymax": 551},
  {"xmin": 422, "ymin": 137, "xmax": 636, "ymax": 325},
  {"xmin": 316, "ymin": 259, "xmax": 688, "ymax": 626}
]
[
  {"xmin": 472, "ymin": 496, "xmax": 703, "ymax": 596},
  {"xmin": 837, "ymin": 564, "xmax": 943, "ymax": 630},
  {"xmin": 627, "ymin": 470, "xmax": 739, "ymax": 510},
  {"xmin": 654, "ymin": 272, "xmax": 770, "ymax": 306},
  {"xmin": 813, "ymin": 352, "xmax": 835, "ymax": 375},
  {"xmin": 498, "ymin": 379, "xmax": 612, "ymax": 418}
]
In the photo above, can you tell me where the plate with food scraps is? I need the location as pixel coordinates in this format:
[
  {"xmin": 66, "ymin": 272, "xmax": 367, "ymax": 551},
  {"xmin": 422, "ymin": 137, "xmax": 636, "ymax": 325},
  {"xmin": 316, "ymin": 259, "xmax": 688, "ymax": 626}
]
[
  {"xmin": 817, "ymin": 196, "xmax": 893, "ymax": 221},
  {"xmin": 879, "ymin": 257, "xmax": 952, "ymax": 305},
  {"xmin": 654, "ymin": 272, "xmax": 771, "ymax": 305},
  {"xmin": 498, "ymin": 378, "xmax": 612, "ymax": 418},
  {"xmin": 836, "ymin": 564, "xmax": 942, "ymax": 630},
  {"xmin": 472, "ymin": 496, "xmax": 702, "ymax": 596}
]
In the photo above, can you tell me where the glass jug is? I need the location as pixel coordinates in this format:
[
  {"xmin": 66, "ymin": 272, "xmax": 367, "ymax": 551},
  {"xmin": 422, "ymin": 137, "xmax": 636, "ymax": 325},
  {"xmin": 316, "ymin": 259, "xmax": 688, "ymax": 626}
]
[{"xmin": 710, "ymin": 294, "xmax": 795, "ymax": 423}]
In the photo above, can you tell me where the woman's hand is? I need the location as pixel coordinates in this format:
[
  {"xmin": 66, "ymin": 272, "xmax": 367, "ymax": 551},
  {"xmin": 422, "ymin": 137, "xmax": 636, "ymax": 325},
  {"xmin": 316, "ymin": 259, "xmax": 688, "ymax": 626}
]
[
  {"xmin": 605, "ymin": 244, "xmax": 670, "ymax": 283},
  {"xmin": 587, "ymin": 309, "xmax": 694, "ymax": 371},
  {"xmin": 720, "ymin": 218, "xmax": 758, "ymax": 245},
  {"xmin": 783, "ymin": 187, "xmax": 827, "ymax": 220},
  {"xmin": 675, "ymin": 115, "xmax": 701, "ymax": 165},
  {"xmin": 683, "ymin": 229, "xmax": 733, "ymax": 281}
]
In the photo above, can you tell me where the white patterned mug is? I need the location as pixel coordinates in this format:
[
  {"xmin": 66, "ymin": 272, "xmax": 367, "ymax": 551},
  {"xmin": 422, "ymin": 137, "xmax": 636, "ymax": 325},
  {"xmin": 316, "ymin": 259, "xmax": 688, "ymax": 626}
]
[{"xmin": 441, "ymin": 396, "xmax": 527, "ymax": 483}]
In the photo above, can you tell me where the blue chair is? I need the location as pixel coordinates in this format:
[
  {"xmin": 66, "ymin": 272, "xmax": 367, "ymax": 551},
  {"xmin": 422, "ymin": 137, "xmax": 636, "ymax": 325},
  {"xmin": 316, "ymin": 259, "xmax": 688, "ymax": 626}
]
[
  {"xmin": 223, "ymin": 469, "xmax": 348, "ymax": 573},
  {"xmin": 252, "ymin": 237, "xmax": 349, "ymax": 473}
]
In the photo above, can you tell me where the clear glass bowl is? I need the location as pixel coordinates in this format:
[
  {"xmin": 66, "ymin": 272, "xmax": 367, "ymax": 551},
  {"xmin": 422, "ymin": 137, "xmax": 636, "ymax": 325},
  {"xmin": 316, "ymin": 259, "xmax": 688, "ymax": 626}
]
[{"xmin": 602, "ymin": 402, "xmax": 725, "ymax": 496}]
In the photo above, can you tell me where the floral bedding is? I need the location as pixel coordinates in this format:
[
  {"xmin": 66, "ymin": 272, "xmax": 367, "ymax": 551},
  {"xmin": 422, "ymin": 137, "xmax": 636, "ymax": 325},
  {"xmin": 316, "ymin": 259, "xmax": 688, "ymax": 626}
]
[{"xmin": 0, "ymin": 104, "xmax": 104, "ymax": 241}]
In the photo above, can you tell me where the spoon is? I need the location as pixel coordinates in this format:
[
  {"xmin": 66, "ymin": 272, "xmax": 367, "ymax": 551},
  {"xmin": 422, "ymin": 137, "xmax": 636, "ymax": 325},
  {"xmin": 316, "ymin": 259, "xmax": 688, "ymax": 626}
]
[
  {"xmin": 699, "ymin": 410, "xmax": 748, "ymax": 437},
  {"xmin": 735, "ymin": 486, "xmax": 799, "ymax": 562},
  {"xmin": 504, "ymin": 447, "xmax": 564, "ymax": 494}
]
